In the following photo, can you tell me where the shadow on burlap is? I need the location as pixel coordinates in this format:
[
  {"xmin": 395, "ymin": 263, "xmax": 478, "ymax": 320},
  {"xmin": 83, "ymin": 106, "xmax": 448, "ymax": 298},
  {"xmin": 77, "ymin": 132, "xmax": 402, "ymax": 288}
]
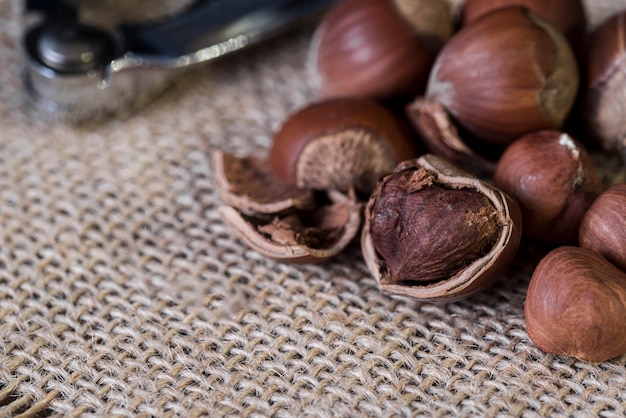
[{"xmin": 1, "ymin": 0, "xmax": 625, "ymax": 416}]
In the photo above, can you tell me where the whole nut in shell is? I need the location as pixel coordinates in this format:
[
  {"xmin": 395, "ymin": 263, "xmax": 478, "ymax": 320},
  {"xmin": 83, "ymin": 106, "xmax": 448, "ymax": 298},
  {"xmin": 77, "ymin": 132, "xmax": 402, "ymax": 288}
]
[
  {"xmin": 583, "ymin": 10, "xmax": 626, "ymax": 164},
  {"xmin": 461, "ymin": 0, "xmax": 587, "ymax": 49},
  {"xmin": 308, "ymin": 0, "xmax": 448, "ymax": 101},
  {"xmin": 361, "ymin": 154, "xmax": 522, "ymax": 302},
  {"xmin": 417, "ymin": 6, "xmax": 579, "ymax": 147},
  {"xmin": 493, "ymin": 130, "xmax": 603, "ymax": 244},
  {"xmin": 525, "ymin": 246, "xmax": 626, "ymax": 363},
  {"xmin": 268, "ymin": 97, "xmax": 420, "ymax": 196},
  {"xmin": 579, "ymin": 183, "xmax": 626, "ymax": 272}
]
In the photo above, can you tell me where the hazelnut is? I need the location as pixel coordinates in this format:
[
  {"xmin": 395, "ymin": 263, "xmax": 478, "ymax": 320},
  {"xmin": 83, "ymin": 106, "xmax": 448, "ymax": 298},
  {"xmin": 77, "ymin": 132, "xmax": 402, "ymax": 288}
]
[
  {"xmin": 525, "ymin": 246, "xmax": 626, "ymax": 363},
  {"xmin": 583, "ymin": 10, "xmax": 626, "ymax": 164},
  {"xmin": 410, "ymin": 6, "xmax": 579, "ymax": 149},
  {"xmin": 493, "ymin": 130, "xmax": 603, "ymax": 244},
  {"xmin": 361, "ymin": 154, "xmax": 522, "ymax": 302},
  {"xmin": 461, "ymin": 0, "xmax": 587, "ymax": 50},
  {"xmin": 268, "ymin": 97, "xmax": 420, "ymax": 196},
  {"xmin": 211, "ymin": 150, "xmax": 362, "ymax": 263},
  {"xmin": 307, "ymin": 0, "xmax": 447, "ymax": 101},
  {"xmin": 579, "ymin": 183, "xmax": 626, "ymax": 272}
]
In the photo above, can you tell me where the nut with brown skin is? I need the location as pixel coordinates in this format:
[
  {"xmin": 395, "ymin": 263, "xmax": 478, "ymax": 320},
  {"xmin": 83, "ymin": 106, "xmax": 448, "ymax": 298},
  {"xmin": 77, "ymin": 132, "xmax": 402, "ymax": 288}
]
[
  {"xmin": 408, "ymin": 6, "xmax": 579, "ymax": 163},
  {"xmin": 361, "ymin": 154, "xmax": 522, "ymax": 302},
  {"xmin": 307, "ymin": 0, "xmax": 448, "ymax": 101},
  {"xmin": 579, "ymin": 183, "xmax": 626, "ymax": 272},
  {"xmin": 461, "ymin": 0, "xmax": 587, "ymax": 50},
  {"xmin": 583, "ymin": 10, "xmax": 626, "ymax": 164},
  {"xmin": 494, "ymin": 130, "xmax": 603, "ymax": 244},
  {"xmin": 268, "ymin": 98, "xmax": 420, "ymax": 197},
  {"xmin": 525, "ymin": 246, "xmax": 626, "ymax": 363},
  {"xmin": 211, "ymin": 150, "xmax": 362, "ymax": 263}
]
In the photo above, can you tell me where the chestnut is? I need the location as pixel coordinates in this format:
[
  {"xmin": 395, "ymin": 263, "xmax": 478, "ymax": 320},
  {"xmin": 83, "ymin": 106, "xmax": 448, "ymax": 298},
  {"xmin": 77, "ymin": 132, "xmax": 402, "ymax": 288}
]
[
  {"xmin": 268, "ymin": 97, "xmax": 420, "ymax": 196},
  {"xmin": 307, "ymin": 0, "xmax": 450, "ymax": 101},
  {"xmin": 525, "ymin": 246, "xmax": 626, "ymax": 363},
  {"xmin": 579, "ymin": 183, "xmax": 626, "ymax": 272},
  {"xmin": 583, "ymin": 10, "xmax": 626, "ymax": 164},
  {"xmin": 461, "ymin": 0, "xmax": 587, "ymax": 50},
  {"xmin": 493, "ymin": 130, "xmax": 603, "ymax": 244},
  {"xmin": 361, "ymin": 154, "xmax": 522, "ymax": 302},
  {"xmin": 410, "ymin": 6, "xmax": 579, "ymax": 148}
]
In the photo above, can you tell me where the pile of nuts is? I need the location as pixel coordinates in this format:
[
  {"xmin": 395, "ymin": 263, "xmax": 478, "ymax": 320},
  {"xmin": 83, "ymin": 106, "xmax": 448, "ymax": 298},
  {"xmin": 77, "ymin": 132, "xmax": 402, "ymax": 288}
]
[{"xmin": 211, "ymin": 0, "xmax": 626, "ymax": 363}]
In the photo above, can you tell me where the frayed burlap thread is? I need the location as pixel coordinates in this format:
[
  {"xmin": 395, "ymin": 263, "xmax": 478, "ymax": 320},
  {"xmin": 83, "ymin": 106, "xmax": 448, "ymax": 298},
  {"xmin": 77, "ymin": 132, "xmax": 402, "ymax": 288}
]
[{"xmin": 1, "ymin": 1, "xmax": 626, "ymax": 417}]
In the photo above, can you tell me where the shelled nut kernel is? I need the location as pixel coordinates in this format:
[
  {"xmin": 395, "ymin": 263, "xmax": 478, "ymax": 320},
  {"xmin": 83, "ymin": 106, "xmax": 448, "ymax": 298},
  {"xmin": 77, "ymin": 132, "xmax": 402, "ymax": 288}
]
[
  {"xmin": 525, "ymin": 246, "xmax": 626, "ymax": 364},
  {"xmin": 493, "ymin": 130, "xmax": 603, "ymax": 244},
  {"xmin": 579, "ymin": 183, "xmax": 626, "ymax": 272},
  {"xmin": 361, "ymin": 154, "xmax": 522, "ymax": 302}
]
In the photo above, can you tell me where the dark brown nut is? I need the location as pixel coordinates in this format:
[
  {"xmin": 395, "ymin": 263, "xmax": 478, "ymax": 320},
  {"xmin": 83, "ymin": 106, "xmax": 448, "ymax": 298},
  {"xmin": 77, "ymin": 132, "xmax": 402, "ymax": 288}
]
[
  {"xmin": 525, "ymin": 246, "xmax": 626, "ymax": 363},
  {"xmin": 268, "ymin": 98, "xmax": 420, "ymax": 196},
  {"xmin": 218, "ymin": 191, "xmax": 362, "ymax": 264},
  {"xmin": 584, "ymin": 11, "xmax": 626, "ymax": 164},
  {"xmin": 307, "ymin": 0, "xmax": 445, "ymax": 101},
  {"xmin": 415, "ymin": 7, "xmax": 579, "ymax": 147},
  {"xmin": 493, "ymin": 130, "xmax": 603, "ymax": 244},
  {"xmin": 461, "ymin": 0, "xmax": 587, "ymax": 49},
  {"xmin": 579, "ymin": 183, "xmax": 626, "ymax": 272},
  {"xmin": 361, "ymin": 154, "xmax": 522, "ymax": 302}
]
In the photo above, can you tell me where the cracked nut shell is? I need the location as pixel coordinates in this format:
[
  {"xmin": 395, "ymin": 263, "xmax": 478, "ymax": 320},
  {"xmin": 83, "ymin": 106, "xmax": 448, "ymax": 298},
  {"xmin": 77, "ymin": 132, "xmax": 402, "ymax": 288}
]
[
  {"xmin": 211, "ymin": 150, "xmax": 362, "ymax": 263},
  {"xmin": 218, "ymin": 191, "xmax": 362, "ymax": 264},
  {"xmin": 361, "ymin": 154, "xmax": 522, "ymax": 302}
]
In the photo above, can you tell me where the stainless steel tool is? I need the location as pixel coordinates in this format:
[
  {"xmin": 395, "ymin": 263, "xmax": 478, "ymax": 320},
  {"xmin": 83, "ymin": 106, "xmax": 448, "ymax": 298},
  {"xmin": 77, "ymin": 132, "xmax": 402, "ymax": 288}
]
[{"xmin": 22, "ymin": 0, "xmax": 335, "ymax": 122}]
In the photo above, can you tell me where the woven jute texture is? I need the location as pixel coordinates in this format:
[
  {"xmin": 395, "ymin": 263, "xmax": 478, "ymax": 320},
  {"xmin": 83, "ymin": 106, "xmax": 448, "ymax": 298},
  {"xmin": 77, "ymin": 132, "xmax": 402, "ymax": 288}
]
[{"xmin": 2, "ymin": 1, "xmax": 626, "ymax": 417}]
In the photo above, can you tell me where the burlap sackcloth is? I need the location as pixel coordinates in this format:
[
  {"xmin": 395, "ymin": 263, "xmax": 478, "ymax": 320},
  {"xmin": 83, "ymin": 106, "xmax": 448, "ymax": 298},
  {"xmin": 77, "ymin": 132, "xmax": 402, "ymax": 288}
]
[{"xmin": 1, "ymin": 0, "xmax": 626, "ymax": 417}]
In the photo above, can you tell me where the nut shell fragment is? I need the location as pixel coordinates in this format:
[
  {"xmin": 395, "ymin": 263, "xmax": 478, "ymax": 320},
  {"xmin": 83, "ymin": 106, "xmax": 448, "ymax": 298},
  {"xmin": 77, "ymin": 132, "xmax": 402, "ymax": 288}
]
[
  {"xmin": 406, "ymin": 97, "xmax": 497, "ymax": 176},
  {"xmin": 211, "ymin": 150, "xmax": 315, "ymax": 214},
  {"xmin": 219, "ymin": 191, "xmax": 362, "ymax": 263},
  {"xmin": 211, "ymin": 150, "xmax": 362, "ymax": 263}
]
